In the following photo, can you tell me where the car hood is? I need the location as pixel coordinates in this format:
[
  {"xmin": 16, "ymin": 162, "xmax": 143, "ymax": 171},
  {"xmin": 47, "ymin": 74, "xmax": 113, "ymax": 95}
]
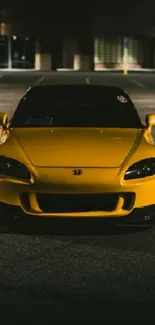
[{"xmin": 13, "ymin": 127, "xmax": 139, "ymax": 168}]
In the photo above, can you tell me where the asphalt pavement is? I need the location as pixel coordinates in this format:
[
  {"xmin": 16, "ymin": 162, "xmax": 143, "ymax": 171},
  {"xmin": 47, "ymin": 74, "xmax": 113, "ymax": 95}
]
[{"xmin": 1, "ymin": 71, "xmax": 155, "ymax": 321}]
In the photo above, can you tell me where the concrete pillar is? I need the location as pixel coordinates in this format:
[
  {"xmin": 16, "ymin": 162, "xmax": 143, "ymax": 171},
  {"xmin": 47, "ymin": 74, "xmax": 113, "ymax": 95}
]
[
  {"xmin": 153, "ymin": 46, "xmax": 155, "ymax": 68},
  {"xmin": 74, "ymin": 54, "xmax": 93, "ymax": 71},
  {"xmin": 62, "ymin": 39, "xmax": 74, "ymax": 69},
  {"xmin": 35, "ymin": 38, "xmax": 51, "ymax": 71},
  {"xmin": 73, "ymin": 38, "xmax": 94, "ymax": 71},
  {"xmin": 149, "ymin": 37, "xmax": 155, "ymax": 68},
  {"xmin": 0, "ymin": 23, "xmax": 12, "ymax": 36},
  {"xmin": 35, "ymin": 53, "xmax": 51, "ymax": 71},
  {"xmin": 143, "ymin": 37, "xmax": 154, "ymax": 69}
]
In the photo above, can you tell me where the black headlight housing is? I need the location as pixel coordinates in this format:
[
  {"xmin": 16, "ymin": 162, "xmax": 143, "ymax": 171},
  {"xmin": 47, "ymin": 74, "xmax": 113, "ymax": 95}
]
[
  {"xmin": 0, "ymin": 156, "xmax": 31, "ymax": 180},
  {"xmin": 124, "ymin": 158, "xmax": 155, "ymax": 180}
]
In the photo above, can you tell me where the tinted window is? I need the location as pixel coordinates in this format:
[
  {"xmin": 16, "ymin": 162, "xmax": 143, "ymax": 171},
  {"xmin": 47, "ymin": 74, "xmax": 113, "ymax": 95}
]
[{"xmin": 11, "ymin": 85, "xmax": 143, "ymax": 129}]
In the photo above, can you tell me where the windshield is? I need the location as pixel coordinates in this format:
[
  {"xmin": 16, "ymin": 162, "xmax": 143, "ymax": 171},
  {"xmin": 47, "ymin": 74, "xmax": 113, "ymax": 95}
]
[{"xmin": 11, "ymin": 85, "xmax": 143, "ymax": 128}]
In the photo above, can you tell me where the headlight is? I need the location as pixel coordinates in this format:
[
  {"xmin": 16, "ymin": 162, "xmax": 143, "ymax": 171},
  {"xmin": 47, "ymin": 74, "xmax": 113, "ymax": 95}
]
[
  {"xmin": 0, "ymin": 156, "xmax": 31, "ymax": 180},
  {"xmin": 124, "ymin": 158, "xmax": 155, "ymax": 180}
]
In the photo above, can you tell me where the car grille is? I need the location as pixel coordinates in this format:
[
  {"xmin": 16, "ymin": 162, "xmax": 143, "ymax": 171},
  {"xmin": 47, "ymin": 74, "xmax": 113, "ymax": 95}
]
[{"xmin": 36, "ymin": 193, "xmax": 132, "ymax": 213}]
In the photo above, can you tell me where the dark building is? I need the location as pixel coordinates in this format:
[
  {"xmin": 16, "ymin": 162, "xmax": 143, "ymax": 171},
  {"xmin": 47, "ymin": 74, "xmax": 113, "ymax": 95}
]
[{"xmin": 1, "ymin": 1, "xmax": 155, "ymax": 71}]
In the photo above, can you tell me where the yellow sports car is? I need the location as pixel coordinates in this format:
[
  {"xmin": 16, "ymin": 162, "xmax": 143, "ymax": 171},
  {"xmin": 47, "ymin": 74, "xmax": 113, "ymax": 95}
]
[{"xmin": 1, "ymin": 83, "xmax": 155, "ymax": 225}]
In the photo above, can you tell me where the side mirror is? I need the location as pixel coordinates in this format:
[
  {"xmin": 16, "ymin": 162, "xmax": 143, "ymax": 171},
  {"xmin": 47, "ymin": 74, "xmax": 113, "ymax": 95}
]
[
  {"xmin": 0, "ymin": 112, "xmax": 8, "ymax": 129},
  {"xmin": 145, "ymin": 114, "xmax": 155, "ymax": 133}
]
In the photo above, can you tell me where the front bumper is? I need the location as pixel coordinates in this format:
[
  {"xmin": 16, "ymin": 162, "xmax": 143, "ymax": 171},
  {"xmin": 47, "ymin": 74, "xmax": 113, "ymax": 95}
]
[
  {"xmin": 1, "ymin": 168, "xmax": 155, "ymax": 219},
  {"xmin": 1, "ymin": 202, "xmax": 155, "ymax": 225}
]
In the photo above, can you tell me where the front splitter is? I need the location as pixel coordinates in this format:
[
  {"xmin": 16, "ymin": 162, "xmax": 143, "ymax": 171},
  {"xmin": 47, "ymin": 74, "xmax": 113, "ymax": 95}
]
[{"xmin": 1, "ymin": 202, "xmax": 155, "ymax": 226}]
